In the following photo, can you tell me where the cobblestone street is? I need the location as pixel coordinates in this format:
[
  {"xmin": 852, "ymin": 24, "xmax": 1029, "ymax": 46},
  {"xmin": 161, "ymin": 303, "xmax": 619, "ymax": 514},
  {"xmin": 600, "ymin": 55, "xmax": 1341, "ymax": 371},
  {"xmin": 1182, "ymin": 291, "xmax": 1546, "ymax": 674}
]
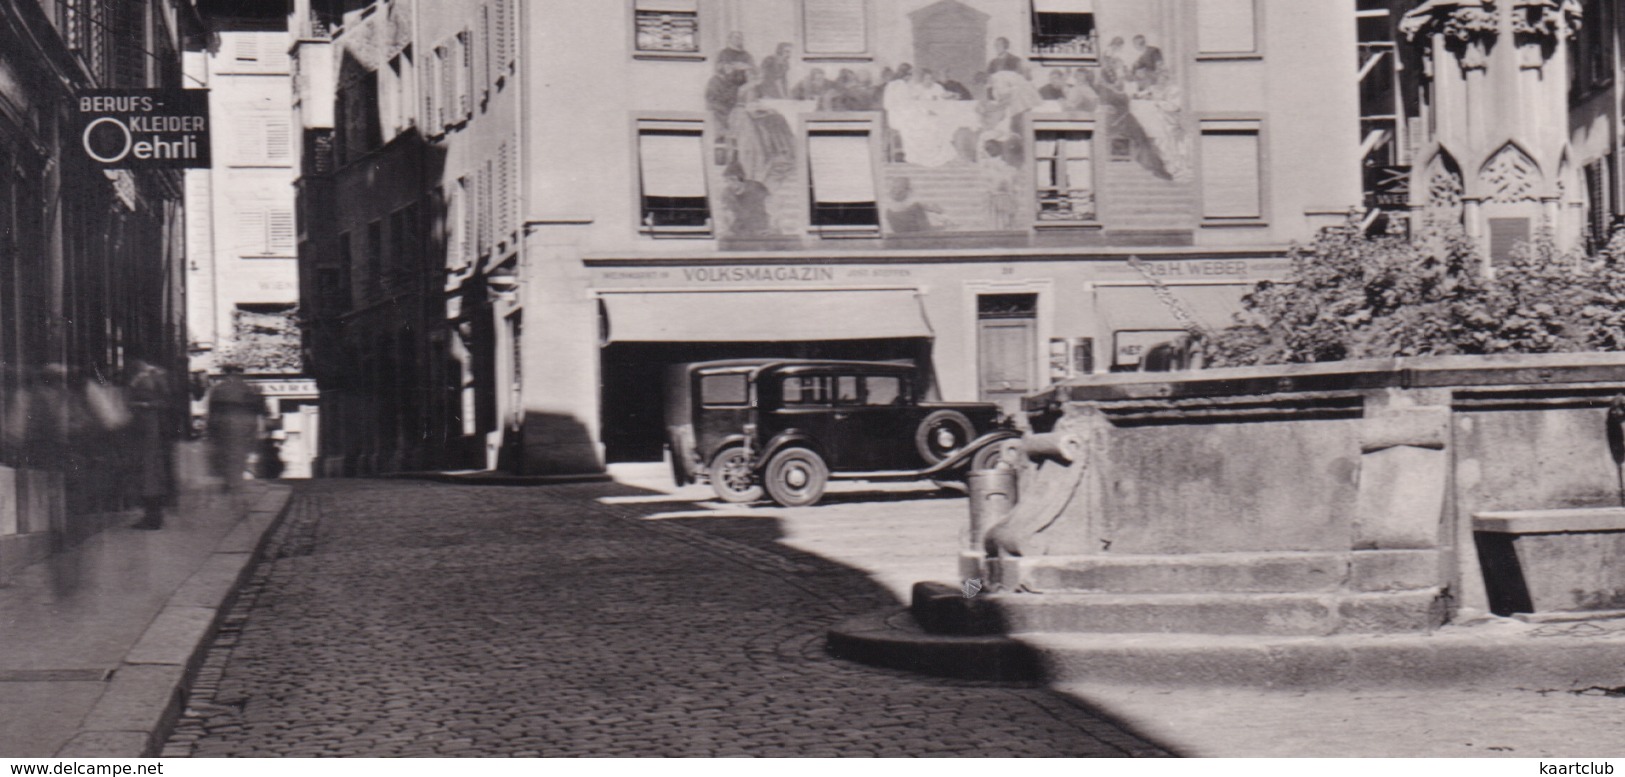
[{"xmin": 162, "ymin": 479, "xmax": 1168, "ymax": 757}]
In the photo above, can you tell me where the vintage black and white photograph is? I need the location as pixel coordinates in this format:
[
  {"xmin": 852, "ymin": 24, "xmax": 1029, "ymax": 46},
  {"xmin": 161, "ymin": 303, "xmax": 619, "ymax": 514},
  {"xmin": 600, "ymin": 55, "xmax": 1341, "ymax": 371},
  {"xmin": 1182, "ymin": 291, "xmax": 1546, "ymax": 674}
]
[{"xmin": 3, "ymin": 0, "xmax": 1625, "ymax": 762}]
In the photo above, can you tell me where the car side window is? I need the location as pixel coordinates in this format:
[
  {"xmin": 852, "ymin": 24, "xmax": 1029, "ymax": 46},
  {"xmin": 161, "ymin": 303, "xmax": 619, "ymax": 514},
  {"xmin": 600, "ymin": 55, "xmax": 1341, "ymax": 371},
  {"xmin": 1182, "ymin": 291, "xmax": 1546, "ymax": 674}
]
[
  {"xmin": 864, "ymin": 376, "xmax": 904, "ymax": 406},
  {"xmin": 700, "ymin": 374, "xmax": 749, "ymax": 407},
  {"xmin": 836, "ymin": 376, "xmax": 860, "ymax": 405},
  {"xmin": 782, "ymin": 376, "xmax": 831, "ymax": 406}
]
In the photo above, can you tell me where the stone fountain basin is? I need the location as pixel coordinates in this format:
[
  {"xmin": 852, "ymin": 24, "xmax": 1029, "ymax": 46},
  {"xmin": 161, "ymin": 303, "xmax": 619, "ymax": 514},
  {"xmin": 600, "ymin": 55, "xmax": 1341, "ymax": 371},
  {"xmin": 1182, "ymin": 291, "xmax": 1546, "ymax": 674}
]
[{"xmin": 1473, "ymin": 507, "xmax": 1625, "ymax": 617}]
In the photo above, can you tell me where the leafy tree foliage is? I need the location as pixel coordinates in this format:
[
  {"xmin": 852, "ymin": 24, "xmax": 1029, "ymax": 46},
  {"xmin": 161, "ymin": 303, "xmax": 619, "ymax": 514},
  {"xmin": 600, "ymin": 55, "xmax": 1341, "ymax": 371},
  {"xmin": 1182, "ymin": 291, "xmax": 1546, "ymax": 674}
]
[{"xmin": 1201, "ymin": 224, "xmax": 1625, "ymax": 367}]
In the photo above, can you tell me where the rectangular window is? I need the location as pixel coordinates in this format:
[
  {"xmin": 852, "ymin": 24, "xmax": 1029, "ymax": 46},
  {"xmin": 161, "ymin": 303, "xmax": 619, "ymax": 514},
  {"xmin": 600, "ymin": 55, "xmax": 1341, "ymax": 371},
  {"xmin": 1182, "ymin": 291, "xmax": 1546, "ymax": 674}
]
[
  {"xmin": 836, "ymin": 375, "xmax": 860, "ymax": 404},
  {"xmin": 1034, "ymin": 123, "xmax": 1095, "ymax": 222},
  {"xmin": 635, "ymin": 0, "xmax": 700, "ymax": 55},
  {"xmin": 864, "ymin": 376, "xmax": 903, "ymax": 406},
  {"xmin": 1489, "ymin": 217, "xmax": 1532, "ymax": 264},
  {"xmin": 456, "ymin": 30, "xmax": 474, "ymax": 122},
  {"xmin": 234, "ymin": 118, "xmax": 292, "ymax": 165},
  {"xmin": 808, "ymin": 129, "xmax": 879, "ymax": 234},
  {"xmin": 423, "ymin": 46, "xmax": 442, "ymax": 135},
  {"xmin": 1031, "ymin": 0, "xmax": 1096, "ymax": 59},
  {"xmin": 388, "ymin": 48, "xmax": 416, "ymax": 134},
  {"xmin": 437, "ymin": 42, "xmax": 455, "ymax": 131},
  {"xmin": 1197, "ymin": 0, "xmax": 1257, "ymax": 55},
  {"xmin": 1585, "ymin": 157, "xmax": 1612, "ymax": 251},
  {"xmin": 1200, "ymin": 122, "xmax": 1263, "ymax": 220},
  {"xmin": 803, "ymin": 0, "xmax": 868, "ymax": 58},
  {"xmin": 637, "ymin": 123, "xmax": 711, "ymax": 234},
  {"xmin": 236, "ymin": 208, "xmax": 296, "ymax": 256},
  {"xmin": 782, "ymin": 375, "xmax": 832, "ymax": 406},
  {"xmin": 701, "ymin": 373, "xmax": 749, "ymax": 406},
  {"xmin": 366, "ymin": 220, "xmax": 383, "ymax": 294}
]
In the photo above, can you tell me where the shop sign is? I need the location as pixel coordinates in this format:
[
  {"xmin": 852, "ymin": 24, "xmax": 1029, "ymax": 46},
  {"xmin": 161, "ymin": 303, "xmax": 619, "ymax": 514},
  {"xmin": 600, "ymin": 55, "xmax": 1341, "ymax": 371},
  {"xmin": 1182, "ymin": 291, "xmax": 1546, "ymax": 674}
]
[
  {"xmin": 1365, "ymin": 165, "xmax": 1410, "ymax": 209},
  {"xmin": 247, "ymin": 380, "xmax": 317, "ymax": 397},
  {"xmin": 1115, "ymin": 330, "xmax": 1185, "ymax": 368},
  {"xmin": 76, "ymin": 89, "xmax": 210, "ymax": 169}
]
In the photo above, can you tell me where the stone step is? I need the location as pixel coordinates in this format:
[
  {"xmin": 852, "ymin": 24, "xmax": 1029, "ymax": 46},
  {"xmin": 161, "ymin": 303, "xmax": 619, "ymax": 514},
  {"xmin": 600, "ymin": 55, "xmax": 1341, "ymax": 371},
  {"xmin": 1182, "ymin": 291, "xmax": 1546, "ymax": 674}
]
[
  {"xmin": 1011, "ymin": 550, "xmax": 1442, "ymax": 595},
  {"xmin": 914, "ymin": 585, "xmax": 1447, "ymax": 637},
  {"xmin": 829, "ymin": 606, "xmax": 1625, "ymax": 688}
]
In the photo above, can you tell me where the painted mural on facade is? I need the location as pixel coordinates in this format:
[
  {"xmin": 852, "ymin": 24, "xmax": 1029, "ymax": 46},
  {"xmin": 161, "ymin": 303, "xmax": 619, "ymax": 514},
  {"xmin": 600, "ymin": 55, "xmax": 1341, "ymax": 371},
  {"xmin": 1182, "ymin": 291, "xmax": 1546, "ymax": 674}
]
[{"xmin": 702, "ymin": 0, "xmax": 1195, "ymax": 239}]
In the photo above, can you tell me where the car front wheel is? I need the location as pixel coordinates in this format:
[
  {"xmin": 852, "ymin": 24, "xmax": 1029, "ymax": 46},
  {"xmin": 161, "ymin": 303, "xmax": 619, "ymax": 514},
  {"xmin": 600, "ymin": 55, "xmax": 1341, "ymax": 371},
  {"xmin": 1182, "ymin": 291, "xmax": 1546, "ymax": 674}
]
[
  {"xmin": 764, "ymin": 447, "xmax": 829, "ymax": 507},
  {"xmin": 916, "ymin": 410, "xmax": 975, "ymax": 465},
  {"xmin": 709, "ymin": 447, "xmax": 763, "ymax": 503}
]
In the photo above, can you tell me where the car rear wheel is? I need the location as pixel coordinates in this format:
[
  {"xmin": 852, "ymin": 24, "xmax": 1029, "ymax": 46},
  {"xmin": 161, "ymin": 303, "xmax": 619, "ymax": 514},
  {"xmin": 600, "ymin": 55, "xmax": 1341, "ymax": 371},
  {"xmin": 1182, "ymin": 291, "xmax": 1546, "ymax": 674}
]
[
  {"xmin": 764, "ymin": 447, "xmax": 829, "ymax": 507},
  {"xmin": 915, "ymin": 410, "xmax": 975, "ymax": 465},
  {"xmin": 709, "ymin": 447, "xmax": 763, "ymax": 503}
]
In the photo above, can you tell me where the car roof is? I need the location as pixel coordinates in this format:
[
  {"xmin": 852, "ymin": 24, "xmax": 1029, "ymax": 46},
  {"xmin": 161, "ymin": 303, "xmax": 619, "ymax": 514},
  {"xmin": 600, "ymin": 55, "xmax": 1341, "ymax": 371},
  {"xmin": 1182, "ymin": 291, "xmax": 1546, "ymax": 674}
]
[{"xmin": 688, "ymin": 358, "xmax": 914, "ymax": 377}]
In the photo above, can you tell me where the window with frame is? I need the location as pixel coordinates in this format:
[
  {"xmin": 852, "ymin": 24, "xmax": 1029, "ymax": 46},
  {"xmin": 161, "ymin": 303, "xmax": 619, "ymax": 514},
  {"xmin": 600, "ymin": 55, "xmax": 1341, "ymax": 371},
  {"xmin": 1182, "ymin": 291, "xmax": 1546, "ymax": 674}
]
[
  {"xmin": 235, "ymin": 117, "xmax": 293, "ymax": 165},
  {"xmin": 782, "ymin": 375, "xmax": 833, "ymax": 406},
  {"xmin": 1585, "ymin": 157, "xmax": 1613, "ymax": 252},
  {"xmin": 366, "ymin": 220, "xmax": 383, "ymax": 294},
  {"xmin": 236, "ymin": 208, "xmax": 296, "ymax": 256},
  {"xmin": 1570, "ymin": 0, "xmax": 1611, "ymax": 100},
  {"xmin": 1034, "ymin": 123, "xmax": 1095, "ymax": 222},
  {"xmin": 1031, "ymin": 0, "xmax": 1096, "ymax": 59},
  {"xmin": 634, "ymin": 0, "xmax": 700, "ymax": 55},
  {"xmin": 802, "ymin": 0, "xmax": 868, "ymax": 58},
  {"xmin": 637, "ymin": 122, "xmax": 711, "ymax": 234},
  {"xmin": 701, "ymin": 373, "xmax": 749, "ymax": 406},
  {"xmin": 808, "ymin": 128, "xmax": 879, "ymax": 234},
  {"xmin": 388, "ymin": 48, "xmax": 416, "ymax": 134},
  {"xmin": 1196, "ymin": 0, "xmax": 1257, "ymax": 55},
  {"xmin": 1200, "ymin": 122, "xmax": 1263, "ymax": 220},
  {"xmin": 863, "ymin": 375, "xmax": 904, "ymax": 406}
]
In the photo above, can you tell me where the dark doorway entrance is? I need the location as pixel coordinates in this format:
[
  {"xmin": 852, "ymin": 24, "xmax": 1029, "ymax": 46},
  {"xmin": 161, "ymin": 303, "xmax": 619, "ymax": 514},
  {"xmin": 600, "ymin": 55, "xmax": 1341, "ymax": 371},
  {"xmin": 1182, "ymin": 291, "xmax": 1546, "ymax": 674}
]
[{"xmin": 599, "ymin": 338, "xmax": 934, "ymax": 463}]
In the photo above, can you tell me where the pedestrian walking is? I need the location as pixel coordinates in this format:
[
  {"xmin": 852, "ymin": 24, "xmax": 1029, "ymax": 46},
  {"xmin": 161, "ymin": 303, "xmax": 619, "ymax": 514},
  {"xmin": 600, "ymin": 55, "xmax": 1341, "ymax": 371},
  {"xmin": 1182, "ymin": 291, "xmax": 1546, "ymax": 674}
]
[
  {"xmin": 125, "ymin": 359, "xmax": 174, "ymax": 529},
  {"xmin": 207, "ymin": 365, "xmax": 265, "ymax": 492}
]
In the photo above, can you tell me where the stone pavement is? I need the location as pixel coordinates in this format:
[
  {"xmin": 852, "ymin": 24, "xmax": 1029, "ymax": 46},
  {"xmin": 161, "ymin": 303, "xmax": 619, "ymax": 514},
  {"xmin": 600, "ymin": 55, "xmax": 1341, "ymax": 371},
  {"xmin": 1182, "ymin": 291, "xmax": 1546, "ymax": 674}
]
[
  {"xmin": 0, "ymin": 468, "xmax": 290, "ymax": 757},
  {"xmin": 163, "ymin": 477, "xmax": 1168, "ymax": 757}
]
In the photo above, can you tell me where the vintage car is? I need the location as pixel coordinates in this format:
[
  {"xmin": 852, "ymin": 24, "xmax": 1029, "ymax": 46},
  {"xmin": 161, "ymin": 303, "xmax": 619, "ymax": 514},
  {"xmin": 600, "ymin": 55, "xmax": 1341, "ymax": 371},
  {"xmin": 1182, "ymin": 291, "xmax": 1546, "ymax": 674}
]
[{"xmin": 665, "ymin": 359, "xmax": 1018, "ymax": 507}]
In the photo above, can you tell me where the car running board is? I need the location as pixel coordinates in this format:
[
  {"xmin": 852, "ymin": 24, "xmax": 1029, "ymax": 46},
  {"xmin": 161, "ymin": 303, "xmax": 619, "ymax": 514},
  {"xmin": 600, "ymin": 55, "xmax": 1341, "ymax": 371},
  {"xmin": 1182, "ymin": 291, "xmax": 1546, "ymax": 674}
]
[{"xmin": 826, "ymin": 431, "xmax": 1021, "ymax": 482}]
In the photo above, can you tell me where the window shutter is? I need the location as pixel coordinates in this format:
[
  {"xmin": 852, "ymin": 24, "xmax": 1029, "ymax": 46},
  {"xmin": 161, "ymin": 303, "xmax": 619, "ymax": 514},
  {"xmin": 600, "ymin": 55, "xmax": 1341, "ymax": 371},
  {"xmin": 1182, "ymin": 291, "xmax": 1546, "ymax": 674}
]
[
  {"xmin": 803, "ymin": 0, "xmax": 868, "ymax": 56},
  {"xmin": 458, "ymin": 30, "xmax": 474, "ymax": 121},
  {"xmin": 422, "ymin": 49, "xmax": 439, "ymax": 134},
  {"xmin": 638, "ymin": 132, "xmax": 708, "ymax": 199},
  {"xmin": 268, "ymin": 210, "xmax": 296, "ymax": 254},
  {"xmin": 808, "ymin": 133, "xmax": 876, "ymax": 204},
  {"xmin": 497, "ymin": 141, "xmax": 514, "ymax": 241},
  {"xmin": 235, "ymin": 122, "xmax": 266, "ymax": 164},
  {"xmin": 266, "ymin": 118, "xmax": 292, "ymax": 162},
  {"xmin": 234, "ymin": 34, "xmax": 259, "ymax": 63},
  {"xmin": 238, "ymin": 210, "xmax": 268, "ymax": 254},
  {"xmin": 1197, "ymin": 0, "xmax": 1257, "ymax": 53},
  {"xmin": 495, "ymin": 0, "xmax": 512, "ymax": 74},
  {"xmin": 1201, "ymin": 129, "xmax": 1261, "ymax": 219},
  {"xmin": 480, "ymin": 4, "xmax": 493, "ymax": 99},
  {"xmin": 439, "ymin": 43, "xmax": 456, "ymax": 130}
]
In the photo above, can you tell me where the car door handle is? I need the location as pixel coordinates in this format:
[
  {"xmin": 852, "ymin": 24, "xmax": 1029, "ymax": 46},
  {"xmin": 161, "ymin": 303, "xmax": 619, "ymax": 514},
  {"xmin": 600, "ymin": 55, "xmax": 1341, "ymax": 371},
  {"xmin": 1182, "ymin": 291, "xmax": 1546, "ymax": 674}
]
[{"xmin": 833, "ymin": 412, "xmax": 850, "ymax": 420}]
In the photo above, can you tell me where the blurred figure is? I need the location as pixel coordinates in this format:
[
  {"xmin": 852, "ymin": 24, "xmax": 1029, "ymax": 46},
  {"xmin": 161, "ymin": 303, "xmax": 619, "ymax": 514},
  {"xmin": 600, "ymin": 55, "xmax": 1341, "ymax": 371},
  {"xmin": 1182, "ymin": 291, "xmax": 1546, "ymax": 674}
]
[
  {"xmin": 125, "ymin": 360, "xmax": 173, "ymax": 530},
  {"xmin": 207, "ymin": 366, "xmax": 265, "ymax": 492}
]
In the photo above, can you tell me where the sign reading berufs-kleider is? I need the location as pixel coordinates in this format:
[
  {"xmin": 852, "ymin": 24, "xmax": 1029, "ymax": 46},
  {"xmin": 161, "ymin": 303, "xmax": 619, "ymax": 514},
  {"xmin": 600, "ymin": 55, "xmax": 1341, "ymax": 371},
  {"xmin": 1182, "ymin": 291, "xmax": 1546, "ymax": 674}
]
[{"xmin": 76, "ymin": 89, "xmax": 210, "ymax": 169}]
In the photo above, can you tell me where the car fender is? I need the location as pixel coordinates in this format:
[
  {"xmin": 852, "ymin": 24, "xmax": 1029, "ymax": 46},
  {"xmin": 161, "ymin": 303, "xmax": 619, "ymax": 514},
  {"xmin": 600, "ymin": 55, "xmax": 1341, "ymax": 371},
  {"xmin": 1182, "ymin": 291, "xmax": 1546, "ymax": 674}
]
[
  {"xmin": 758, "ymin": 431, "xmax": 824, "ymax": 469},
  {"xmin": 701, "ymin": 434, "xmax": 757, "ymax": 472}
]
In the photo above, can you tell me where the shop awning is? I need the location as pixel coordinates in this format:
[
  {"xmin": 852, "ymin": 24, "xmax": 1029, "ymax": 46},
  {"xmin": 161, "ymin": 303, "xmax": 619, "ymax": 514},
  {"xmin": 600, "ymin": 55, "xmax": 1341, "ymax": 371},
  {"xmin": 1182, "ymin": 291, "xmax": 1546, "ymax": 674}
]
[
  {"xmin": 600, "ymin": 289, "xmax": 933, "ymax": 343},
  {"xmin": 1095, "ymin": 284, "xmax": 1248, "ymax": 334}
]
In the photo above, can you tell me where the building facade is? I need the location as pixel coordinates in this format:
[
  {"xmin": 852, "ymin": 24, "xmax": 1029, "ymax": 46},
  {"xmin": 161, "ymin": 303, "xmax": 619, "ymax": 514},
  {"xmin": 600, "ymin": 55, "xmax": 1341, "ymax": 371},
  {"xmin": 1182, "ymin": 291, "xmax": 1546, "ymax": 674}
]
[
  {"xmin": 297, "ymin": 0, "xmax": 1367, "ymax": 476},
  {"xmin": 185, "ymin": 4, "xmax": 320, "ymax": 478},
  {"xmin": 0, "ymin": 0, "xmax": 197, "ymax": 578}
]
